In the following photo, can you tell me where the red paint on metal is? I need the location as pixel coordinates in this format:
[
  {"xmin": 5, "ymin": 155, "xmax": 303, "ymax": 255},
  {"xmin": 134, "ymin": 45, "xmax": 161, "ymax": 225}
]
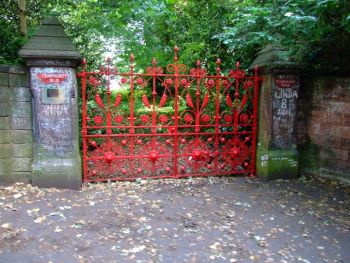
[{"xmin": 78, "ymin": 48, "xmax": 261, "ymax": 182}]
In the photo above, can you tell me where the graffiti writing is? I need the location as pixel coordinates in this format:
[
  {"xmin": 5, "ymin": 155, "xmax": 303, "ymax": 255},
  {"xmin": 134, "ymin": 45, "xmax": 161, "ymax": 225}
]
[{"xmin": 272, "ymin": 75, "xmax": 299, "ymax": 149}]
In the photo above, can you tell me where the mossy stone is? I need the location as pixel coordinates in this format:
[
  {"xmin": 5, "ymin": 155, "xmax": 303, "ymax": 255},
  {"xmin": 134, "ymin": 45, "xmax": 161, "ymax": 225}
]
[{"xmin": 257, "ymin": 146, "xmax": 299, "ymax": 180}]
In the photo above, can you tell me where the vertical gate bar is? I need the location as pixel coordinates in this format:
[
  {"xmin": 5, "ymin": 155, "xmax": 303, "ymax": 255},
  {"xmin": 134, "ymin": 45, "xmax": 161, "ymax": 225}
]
[
  {"xmin": 214, "ymin": 59, "xmax": 221, "ymax": 173},
  {"xmin": 195, "ymin": 61, "xmax": 201, "ymax": 135},
  {"xmin": 106, "ymin": 58, "xmax": 112, "ymax": 137},
  {"xmin": 80, "ymin": 59, "xmax": 88, "ymax": 181},
  {"xmin": 105, "ymin": 58, "xmax": 113, "ymax": 164},
  {"xmin": 234, "ymin": 64, "xmax": 240, "ymax": 132},
  {"xmin": 251, "ymin": 65, "xmax": 260, "ymax": 176},
  {"xmin": 151, "ymin": 58, "xmax": 157, "ymax": 136},
  {"xmin": 129, "ymin": 54, "xmax": 135, "ymax": 176},
  {"xmin": 173, "ymin": 46, "xmax": 179, "ymax": 178},
  {"xmin": 151, "ymin": 58, "xmax": 157, "ymax": 176},
  {"xmin": 194, "ymin": 62, "xmax": 201, "ymax": 174}
]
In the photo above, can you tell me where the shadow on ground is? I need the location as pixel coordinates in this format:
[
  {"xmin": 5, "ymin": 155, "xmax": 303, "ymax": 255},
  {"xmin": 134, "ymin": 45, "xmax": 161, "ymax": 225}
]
[{"xmin": 0, "ymin": 176, "xmax": 349, "ymax": 263}]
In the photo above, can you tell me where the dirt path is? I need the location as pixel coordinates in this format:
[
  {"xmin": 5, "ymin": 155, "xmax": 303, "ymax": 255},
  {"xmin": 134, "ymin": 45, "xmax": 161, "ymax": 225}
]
[{"xmin": 0, "ymin": 176, "xmax": 349, "ymax": 263}]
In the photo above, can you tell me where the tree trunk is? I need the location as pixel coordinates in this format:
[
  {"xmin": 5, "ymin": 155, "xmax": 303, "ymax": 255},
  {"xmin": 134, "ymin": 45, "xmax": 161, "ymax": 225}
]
[{"xmin": 19, "ymin": 0, "xmax": 27, "ymax": 37}]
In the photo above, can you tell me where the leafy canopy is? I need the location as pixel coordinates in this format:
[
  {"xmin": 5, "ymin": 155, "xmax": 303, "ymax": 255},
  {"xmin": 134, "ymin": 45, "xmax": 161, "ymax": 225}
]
[{"xmin": 1, "ymin": 0, "xmax": 349, "ymax": 73}]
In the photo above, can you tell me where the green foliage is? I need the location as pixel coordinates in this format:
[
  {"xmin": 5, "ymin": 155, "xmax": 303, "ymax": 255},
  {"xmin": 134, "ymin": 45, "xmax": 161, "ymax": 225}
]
[
  {"xmin": 1, "ymin": 0, "xmax": 349, "ymax": 73},
  {"xmin": 132, "ymin": 0, "xmax": 238, "ymax": 72},
  {"xmin": 0, "ymin": 0, "xmax": 60, "ymax": 64},
  {"xmin": 0, "ymin": 20, "xmax": 23, "ymax": 64},
  {"xmin": 214, "ymin": 0, "xmax": 350, "ymax": 71},
  {"xmin": 51, "ymin": 0, "xmax": 143, "ymax": 69}
]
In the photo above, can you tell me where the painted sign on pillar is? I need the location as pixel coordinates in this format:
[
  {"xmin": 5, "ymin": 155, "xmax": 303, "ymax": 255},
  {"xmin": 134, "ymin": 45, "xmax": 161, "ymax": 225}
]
[
  {"xmin": 271, "ymin": 75, "xmax": 299, "ymax": 149},
  {"xmin": 37, "ymin": 73, "xmax": 67, "ymax": 104}
]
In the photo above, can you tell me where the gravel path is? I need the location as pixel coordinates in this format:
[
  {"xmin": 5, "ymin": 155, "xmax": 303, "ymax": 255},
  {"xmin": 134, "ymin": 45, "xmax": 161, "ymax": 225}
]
[{"xmin": 0, "ymin": 176, "xmax": 349, "ymax": 263}]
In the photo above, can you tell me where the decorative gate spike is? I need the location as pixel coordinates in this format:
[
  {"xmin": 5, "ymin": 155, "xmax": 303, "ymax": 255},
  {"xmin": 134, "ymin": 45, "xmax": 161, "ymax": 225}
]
[
  {"xmin": 142, "ymin": 94, "xmax": 150, "ymax": 108},
  {"xmin": 240, "ymin": 93, "xmax": 248, "ymax": 110},
  {"xmin": 201, "ymin": 92, "xmax": 209, "ymax": 110},
  {"xmin": 113, "ymin": 93, "xmax": 122, "ymax": 108},
  {"xmin": 95, "ymin": 93, "xmax": 105, "ymax": 109},
  {"xmin": 159, "ymin": 92, "xmax": 167, "ymax": 108},
  {"xmin": 226, "ymin": 94, "xmax": 233, "ymax": 107},
  {"xmin": 186, "ymin": 93, "xmax": 194, "ymax": 108}
]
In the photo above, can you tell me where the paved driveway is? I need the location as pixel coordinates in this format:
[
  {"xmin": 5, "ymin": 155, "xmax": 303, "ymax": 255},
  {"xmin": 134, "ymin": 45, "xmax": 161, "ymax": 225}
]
[{"xmin": 0, "ymin": 176, "xmax": 349, "ymax": 263}]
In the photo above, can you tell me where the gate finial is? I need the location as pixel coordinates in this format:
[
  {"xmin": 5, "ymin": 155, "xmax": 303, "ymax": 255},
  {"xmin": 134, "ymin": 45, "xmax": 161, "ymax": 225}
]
[
  {"xmin": 130, "ymin": 53, "xmax": 135, "ymax": 63},
  {"xmin": 129, "ymin": 53, "xmax": 135, "ymax": 72},
  {"xmin": 82, "ymin": 58, "xmax": 86, "ymax": 72},
  {"xmin": 216, "ymin": 58, "xmax": 221, "ymax": 75},
  {"xmin": 152, "ymin": 57, "xmax": 157, "ymax": 66},
  {"xmin": 174, "ymin": 46, "xmax": 179, "ymax": 62}
]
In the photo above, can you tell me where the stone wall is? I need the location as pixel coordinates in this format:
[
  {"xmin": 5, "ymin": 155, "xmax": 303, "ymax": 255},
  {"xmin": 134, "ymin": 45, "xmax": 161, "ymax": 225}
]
[
  {"xmin": 298, "ymin": 76, "xmax": 350, "ymax": 182},
  {"xmin": 0, "ymin": 65, "xmax": 32, "ymax": 184}
]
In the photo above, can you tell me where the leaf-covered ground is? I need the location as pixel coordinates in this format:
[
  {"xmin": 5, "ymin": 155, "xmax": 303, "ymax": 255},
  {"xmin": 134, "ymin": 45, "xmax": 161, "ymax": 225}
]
[{"xmin": 0, "ymin": 176, "xmax": 349, "ymax": 263}]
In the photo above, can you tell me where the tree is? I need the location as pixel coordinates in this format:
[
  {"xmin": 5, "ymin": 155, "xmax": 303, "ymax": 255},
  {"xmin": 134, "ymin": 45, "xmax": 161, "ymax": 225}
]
[
  {"xmin": 133, "ymin": 0, "xmax": 238, "ymax": 72},
  {"xmin": 1, "ymin": 0, "xmax": 349, "ymax": 73},
  {"xmin": 0, "ymin": 0, "xmax": 62, "ymax": 64},
  {"xmin": 214, "ymin": 0, "xmax": 350, "ymax": 72},
  {"xmin": 18, "ymin": 0, "xmax": 27, "ymax": 37}
]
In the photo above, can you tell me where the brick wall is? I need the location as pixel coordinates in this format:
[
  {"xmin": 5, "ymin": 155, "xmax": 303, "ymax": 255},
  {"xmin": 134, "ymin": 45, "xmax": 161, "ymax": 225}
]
[
  {"xmin": 0, "ymin": 65, "xmax": 32, "ymax": 184},
  {"xmin": 298, "ymin": 76, "xmax": 350, "ymax": 181}
]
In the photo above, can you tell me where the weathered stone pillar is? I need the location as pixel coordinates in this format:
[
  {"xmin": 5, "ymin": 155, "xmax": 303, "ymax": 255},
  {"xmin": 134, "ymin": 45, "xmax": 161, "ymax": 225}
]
[
  {"xmin": 18, "ymin": 16, "xmax": 81, "ymax": 189},
  {"xmin": 250, "ymin": 46, "xmax": 302, "ymax": 179}
]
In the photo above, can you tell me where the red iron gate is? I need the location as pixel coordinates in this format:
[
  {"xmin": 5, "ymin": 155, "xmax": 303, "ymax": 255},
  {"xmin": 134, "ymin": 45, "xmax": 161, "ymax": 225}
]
[{"xmin": 78, "ymin": 47, "xmax": 260, "ymax": 182}]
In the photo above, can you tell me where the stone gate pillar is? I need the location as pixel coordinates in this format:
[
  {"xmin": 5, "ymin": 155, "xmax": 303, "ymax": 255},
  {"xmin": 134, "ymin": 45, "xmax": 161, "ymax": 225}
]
[
  {"xmin": 250, "ymin": 46, "xmax": 302, "ymax": 179},
  {"xmin": 18, "ymin": 16, "xmax": 81, "ymax": 189}
]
